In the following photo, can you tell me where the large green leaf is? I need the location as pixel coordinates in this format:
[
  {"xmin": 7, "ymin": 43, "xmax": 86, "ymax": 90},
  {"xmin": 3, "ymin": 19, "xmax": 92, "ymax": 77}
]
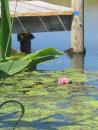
[
  {"xmin": 0, "ymin": 48, "xmax": 63, "ymax": 78},
  {"xmin": 28, "ymin": 55, "xmax": 58, "ymax": 67},
  {"xmin": 22, "ymin": 48, "xmax": 63, "ymax": 60},
  {"xmin": 22, "ymin": 48, "xmax": 63, "ymax": 67},
  {"xmin": 0, "ymin": 56, "xmax": 55, "ymax": 78},
  {"xmin": 0, "ymin": 60, "xmax": 30, "ymax": 78}
]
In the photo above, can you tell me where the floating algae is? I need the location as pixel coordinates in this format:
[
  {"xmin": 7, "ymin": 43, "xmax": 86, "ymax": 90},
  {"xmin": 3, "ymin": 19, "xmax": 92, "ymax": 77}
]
[{"xmin": 0, "ymin": 69, "xmax": 98, "ymax": 130}]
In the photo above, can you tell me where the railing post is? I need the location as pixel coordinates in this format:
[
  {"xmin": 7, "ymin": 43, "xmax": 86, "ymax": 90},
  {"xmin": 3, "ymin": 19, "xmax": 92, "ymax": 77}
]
[{"xmin": 71, "ymin": 0, "xmax": 85, "ymax": 54}]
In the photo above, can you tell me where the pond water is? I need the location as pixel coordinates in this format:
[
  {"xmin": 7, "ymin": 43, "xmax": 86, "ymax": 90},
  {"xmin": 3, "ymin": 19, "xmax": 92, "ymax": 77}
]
[
  {"xmin": 12, "ymin": 0, "xmax": 98, "ymax": 71},
  {"xmin": 1, "ymin": 1, "xmax": 98, "ymax": 130}
]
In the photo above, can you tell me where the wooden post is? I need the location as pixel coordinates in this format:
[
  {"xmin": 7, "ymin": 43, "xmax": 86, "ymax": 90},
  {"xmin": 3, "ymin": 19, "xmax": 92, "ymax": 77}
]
[{"xmin": 71, "ymin": 0, "xmax": 85, "ymax": 53}]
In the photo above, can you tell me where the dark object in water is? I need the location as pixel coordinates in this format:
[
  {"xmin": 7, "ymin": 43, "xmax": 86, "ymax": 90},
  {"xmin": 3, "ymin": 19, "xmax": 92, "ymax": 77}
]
[
  {"xmin": 64, "ymin": 48, "xmax": 74, "ymax": 58},
  {"xmin": 17, "ymin": 33, "xmax": 35, "ymax": 54},
  {"xmin": 64, "ymin": 48, "xmax": 86, "ymax": 58}
]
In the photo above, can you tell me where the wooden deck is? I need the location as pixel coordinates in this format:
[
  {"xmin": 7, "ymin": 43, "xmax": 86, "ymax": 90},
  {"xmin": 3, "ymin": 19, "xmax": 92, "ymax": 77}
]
[
  {"xmin": 9, "ymin": 1, "xmax": 73, "ymax": 17},
  {"xmin": 0, "ymin": 1, "xmax": 73, "ymax": 33}
]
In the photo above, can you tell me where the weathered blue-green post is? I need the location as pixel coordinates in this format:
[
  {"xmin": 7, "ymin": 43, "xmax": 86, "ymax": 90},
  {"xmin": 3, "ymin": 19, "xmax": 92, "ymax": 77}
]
[{"xmin": 71, "ymin": 0, "xmax": 85, "ymax": 54}]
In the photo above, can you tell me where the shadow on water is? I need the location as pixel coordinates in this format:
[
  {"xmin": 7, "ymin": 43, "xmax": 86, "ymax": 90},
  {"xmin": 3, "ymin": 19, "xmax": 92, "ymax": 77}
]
[
  {"xmin": 1, "ymin": 84, "xmax": 98, "ymax": 129},
  {"xmin": 0, "ymin": 113, "xmax": 97, "ymax": 130},
  {"xmin": 86, "ymin": 80, "xmax": 98, "ymax": 86}
]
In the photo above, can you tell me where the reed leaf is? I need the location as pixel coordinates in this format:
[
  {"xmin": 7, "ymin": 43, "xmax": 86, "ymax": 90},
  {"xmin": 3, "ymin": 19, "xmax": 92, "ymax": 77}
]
[{"xmin": 0, "ymin": 0, "xmax": 11, "ymax": 60}]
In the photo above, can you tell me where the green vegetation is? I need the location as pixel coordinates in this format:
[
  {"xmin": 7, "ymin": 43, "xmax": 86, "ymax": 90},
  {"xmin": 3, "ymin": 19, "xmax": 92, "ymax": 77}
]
[
  {"xmin": 1, "ymin": 69, "xmax": 98, "ymax": 130},
  {"xmin": 0, "ymin": 0, "xmax": 11, "ymax": 60},
  {"xmin": 0, "ymin": 48, "xmax": 63, "ymax": 78}
]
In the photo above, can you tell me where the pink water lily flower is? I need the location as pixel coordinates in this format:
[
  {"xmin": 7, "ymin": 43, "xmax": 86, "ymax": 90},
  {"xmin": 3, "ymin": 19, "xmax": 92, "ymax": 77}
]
[{"xmin": 57, "ymin": 77, "xmax": 70, "ymax": 85}]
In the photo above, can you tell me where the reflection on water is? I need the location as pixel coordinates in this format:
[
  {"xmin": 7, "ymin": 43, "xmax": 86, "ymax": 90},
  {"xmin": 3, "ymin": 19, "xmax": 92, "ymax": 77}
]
[{"xmin": 71, "ymin": 54, "xmax": 85, "ymax": 70}]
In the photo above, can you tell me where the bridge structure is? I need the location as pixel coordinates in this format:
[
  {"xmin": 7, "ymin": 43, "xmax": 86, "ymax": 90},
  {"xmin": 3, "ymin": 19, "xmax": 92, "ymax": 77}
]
[{"xmin": 0, "ymin": 0, "xmax": 84, "ymax": 54}]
